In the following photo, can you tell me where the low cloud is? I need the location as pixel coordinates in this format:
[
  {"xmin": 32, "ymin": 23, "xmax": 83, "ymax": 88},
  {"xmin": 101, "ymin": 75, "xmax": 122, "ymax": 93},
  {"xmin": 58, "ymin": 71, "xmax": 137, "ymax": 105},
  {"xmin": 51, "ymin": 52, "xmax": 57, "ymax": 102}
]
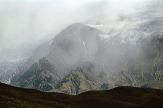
[{"xmin": 0, "ymin": 0, "xmax": 156, "ymax": 61}]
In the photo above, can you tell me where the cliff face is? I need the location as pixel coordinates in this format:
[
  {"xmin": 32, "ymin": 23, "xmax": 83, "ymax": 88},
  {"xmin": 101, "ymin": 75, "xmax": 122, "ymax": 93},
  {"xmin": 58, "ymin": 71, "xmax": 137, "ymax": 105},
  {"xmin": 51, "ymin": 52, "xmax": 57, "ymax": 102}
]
[
  {"xmin": 11, "ymin": 58, "xmax": 59, "ymax": 91},
  {"xmin": 56, "ymin": 68, "xmax": 100, "ymax": 95}
]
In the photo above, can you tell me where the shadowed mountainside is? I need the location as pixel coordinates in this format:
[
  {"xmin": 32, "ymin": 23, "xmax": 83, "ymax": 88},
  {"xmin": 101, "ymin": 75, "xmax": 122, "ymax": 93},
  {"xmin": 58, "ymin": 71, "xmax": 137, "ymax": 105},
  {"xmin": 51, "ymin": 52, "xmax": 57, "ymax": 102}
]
[{"xmin": 0, "ymin": 82, "xmax": 163, "ymax": 108}]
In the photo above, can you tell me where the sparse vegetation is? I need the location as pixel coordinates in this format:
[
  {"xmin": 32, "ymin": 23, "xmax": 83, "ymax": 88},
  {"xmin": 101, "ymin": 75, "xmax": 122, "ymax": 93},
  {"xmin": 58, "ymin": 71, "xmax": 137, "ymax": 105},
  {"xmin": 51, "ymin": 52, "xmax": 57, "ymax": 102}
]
[{"xmin": 0, "ymin": 83, "xmax": 163, "ymax": 108}]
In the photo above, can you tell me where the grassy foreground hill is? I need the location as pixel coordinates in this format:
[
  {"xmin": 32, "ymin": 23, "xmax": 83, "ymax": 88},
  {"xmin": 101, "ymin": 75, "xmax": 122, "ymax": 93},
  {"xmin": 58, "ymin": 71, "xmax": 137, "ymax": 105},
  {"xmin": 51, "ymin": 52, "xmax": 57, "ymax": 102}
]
[{"xmin": 0, "ymin": 82, "xmax": 163, "ymax": 108}]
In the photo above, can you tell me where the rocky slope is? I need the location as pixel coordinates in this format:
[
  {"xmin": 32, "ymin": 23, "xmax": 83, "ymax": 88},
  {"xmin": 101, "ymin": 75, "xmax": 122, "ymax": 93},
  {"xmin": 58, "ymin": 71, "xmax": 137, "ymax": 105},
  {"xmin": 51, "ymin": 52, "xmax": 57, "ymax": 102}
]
[
  {"xmin": 11, "ymin": 58, "xmax": 59, "ymax": 91},
  {"xmin": 11, "ymin": 23, "xmax": 108, "ymax": 94},
  {"xmin": 11, "ymin": 21, "xmax": 163, "ymax": 94},
  {"xmin": 55, "ymin": 68, "xmax": 100, "ymax": 95},
  {"xmin": 9, "ymin": 0, "xmax": 163, "ymax": 94}
]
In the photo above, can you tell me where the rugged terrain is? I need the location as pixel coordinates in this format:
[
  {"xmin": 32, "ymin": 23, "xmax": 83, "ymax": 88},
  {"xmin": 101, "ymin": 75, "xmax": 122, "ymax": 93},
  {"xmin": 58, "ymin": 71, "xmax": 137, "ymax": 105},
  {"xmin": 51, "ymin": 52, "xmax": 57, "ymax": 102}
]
[
  {"xmin": 0, "ymin": 0, "xmax": 162, "ymax": 95},
  {"xmin": 10, "ymin": 22, "xmax": 163, "ymax": 94}
]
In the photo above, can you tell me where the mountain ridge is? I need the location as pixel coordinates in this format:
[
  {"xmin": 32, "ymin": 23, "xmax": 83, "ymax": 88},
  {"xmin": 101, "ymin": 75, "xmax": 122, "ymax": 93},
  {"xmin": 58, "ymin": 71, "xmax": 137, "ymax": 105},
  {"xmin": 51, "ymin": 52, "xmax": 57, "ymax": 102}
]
[{"xmin": 10, "ymin": 22, "xmax": 163, "ymax": 94}]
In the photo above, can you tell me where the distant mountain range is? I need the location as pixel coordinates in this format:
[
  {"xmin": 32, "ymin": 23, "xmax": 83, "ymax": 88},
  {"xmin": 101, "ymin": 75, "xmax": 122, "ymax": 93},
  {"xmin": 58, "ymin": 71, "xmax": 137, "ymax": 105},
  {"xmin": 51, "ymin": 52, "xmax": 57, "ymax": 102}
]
[
  {"xmin": 0, "ymin": 0, "xmax": 162, "ymax": 95},
  {"xmin": 0, "ymin": 82, "xmax": 163, "ymax": 108},
  {"xmin": 11, "ymin": 23, "xmax": 107, "ymax": 94},
  {"xmin": 0, "ymin": 2, "xmax": 163, "ymax": 108},
  {"xmin": 10, "ymin": 21, "xmax": 163, "ymax": 94}
]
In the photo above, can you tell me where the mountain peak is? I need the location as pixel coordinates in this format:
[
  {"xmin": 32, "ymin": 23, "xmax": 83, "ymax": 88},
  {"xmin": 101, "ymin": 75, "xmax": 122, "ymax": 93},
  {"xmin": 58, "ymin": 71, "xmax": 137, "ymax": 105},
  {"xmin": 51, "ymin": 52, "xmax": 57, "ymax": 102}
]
[
  {"xmin": 67, "ymin": 23, "xmax": 87, "ymax": 29},
  {"xmin": 58, "ymin": 23, "xmax": 102, "ymax": 37}
]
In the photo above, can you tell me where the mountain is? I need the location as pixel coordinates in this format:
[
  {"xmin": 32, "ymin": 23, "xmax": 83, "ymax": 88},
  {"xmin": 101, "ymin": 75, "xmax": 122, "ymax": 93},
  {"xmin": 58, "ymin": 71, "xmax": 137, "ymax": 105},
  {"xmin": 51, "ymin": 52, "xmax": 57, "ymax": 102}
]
[
  {"xmin": 47, "ymin": 23, "xmax": 105, "ymax": 74},
  {"xmin": 1, "ymin": 82, "xmax": 163, "ymax": 108},
  {"xmin": 11, "ymin": 21, "xmax": 163, "ymax": 94},
  {"xmin": 56, "ymin": 68, "xmax": 100, "ymax": 95},
  {"xmin": 11, "ymin": 58, "xmax": 59, "ymax": 91},
  {"xmin": 0, "ymin": 60, "xmax": 25, "ymax": 84},
  {"xmin": 11, "ymin": 23, "xmax": 109, "ymax": 94},
  {"xmin": 109, "ymin": 34, "xmax": 163, "ymax": 89}
]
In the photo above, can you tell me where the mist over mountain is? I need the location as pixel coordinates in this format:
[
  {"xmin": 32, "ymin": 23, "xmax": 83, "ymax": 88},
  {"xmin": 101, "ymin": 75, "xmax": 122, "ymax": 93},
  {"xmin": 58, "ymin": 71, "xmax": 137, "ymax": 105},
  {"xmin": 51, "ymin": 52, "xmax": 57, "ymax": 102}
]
[
  {"xmin": 0, "ymin": 0, "xmax": 148, "ymax": 61},
  {"xmin": 0, "ymin": 0, "xmax": 163, "ymax": 94}
]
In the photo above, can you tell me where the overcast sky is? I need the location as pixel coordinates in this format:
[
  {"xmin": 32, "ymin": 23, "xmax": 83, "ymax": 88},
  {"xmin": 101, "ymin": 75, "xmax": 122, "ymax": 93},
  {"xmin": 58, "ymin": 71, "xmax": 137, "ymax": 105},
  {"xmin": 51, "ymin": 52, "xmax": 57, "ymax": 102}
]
[{"xmin": 0, "ymin": 0, "xmax": 149, "ymax": 61}]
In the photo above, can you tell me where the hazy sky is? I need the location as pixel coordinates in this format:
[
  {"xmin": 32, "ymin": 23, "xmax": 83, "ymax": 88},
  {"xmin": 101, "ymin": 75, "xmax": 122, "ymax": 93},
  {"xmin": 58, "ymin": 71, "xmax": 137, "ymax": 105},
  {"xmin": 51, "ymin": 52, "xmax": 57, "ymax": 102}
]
[{"xmin": 0, "ymin": 0, "xmax": 149, "ymax": 61}]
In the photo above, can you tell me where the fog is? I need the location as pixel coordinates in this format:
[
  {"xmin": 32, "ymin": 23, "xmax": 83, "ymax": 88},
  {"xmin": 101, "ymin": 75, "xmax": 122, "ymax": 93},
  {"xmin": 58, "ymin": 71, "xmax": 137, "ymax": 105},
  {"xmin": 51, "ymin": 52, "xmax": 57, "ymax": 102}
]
[{"xmin": 0, "ymin": 0, "xmax": 151, "ymax": 62}]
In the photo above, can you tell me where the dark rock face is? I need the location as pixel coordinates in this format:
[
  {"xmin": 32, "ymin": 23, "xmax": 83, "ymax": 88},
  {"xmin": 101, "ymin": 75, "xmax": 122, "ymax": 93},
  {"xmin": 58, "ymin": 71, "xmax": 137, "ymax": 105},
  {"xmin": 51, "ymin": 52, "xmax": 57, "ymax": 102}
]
[{"xmin": 11, "ymin": 58, "xmax": 59, "ymax": 91}]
